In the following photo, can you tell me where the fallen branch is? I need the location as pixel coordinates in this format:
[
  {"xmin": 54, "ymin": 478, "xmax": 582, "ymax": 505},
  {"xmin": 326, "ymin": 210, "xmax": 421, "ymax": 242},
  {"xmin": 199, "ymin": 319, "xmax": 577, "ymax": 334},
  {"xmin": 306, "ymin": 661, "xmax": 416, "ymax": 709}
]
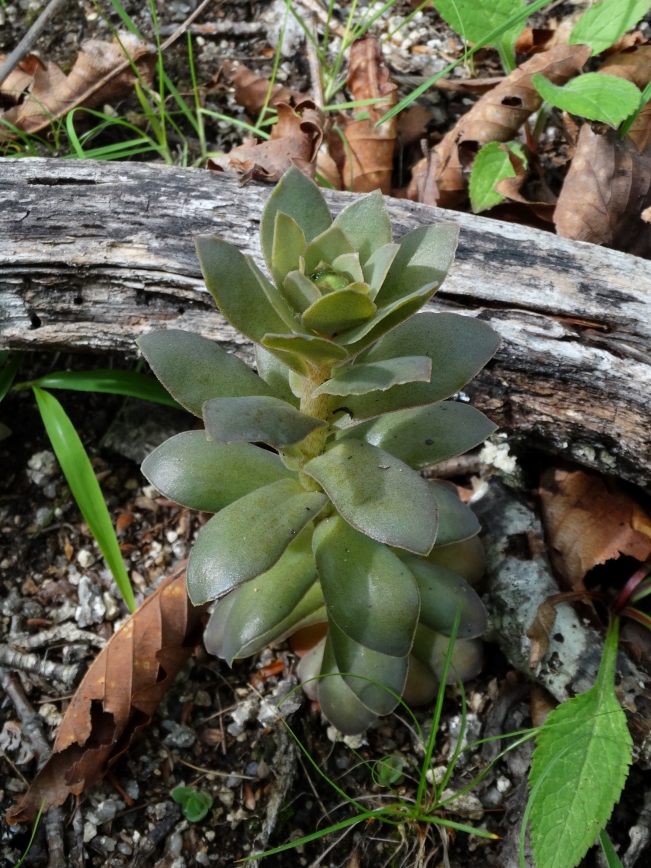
[{"xmin": 1, "ymin": 159, "xmax": 651, "ymax": 489}]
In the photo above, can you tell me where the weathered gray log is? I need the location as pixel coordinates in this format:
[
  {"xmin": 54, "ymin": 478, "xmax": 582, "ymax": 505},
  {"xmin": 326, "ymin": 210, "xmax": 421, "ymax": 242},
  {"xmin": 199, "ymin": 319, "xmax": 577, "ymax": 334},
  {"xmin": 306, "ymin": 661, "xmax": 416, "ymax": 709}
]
[{"xmin": 1, "ymin": 158, "xmax": 651, "ymax": 488}]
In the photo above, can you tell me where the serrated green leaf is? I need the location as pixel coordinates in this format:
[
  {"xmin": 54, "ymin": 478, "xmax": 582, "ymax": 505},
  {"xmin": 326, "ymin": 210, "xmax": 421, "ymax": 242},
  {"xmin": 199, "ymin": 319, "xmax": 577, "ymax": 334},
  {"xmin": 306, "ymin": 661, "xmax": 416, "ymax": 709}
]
[
  {"xmin": 261, "ymin": 167, "xmax": 332, "ymax": 273},
  {"xmin": 187, "ymin": 479, "xmax": 328, "ymax": 605},
  {"xmin": 283, "ymin": 270, "xmax": 322, "ymax": 313},
  {"xmin": 599, "ymin": 830, "xmax": 624, "ymax": 868},
  {"xmin": 425, "ymin": 535, "xmax": 486, "ymax": 586},
  {"xmin": 206, "ymin": 528, "xmax": 320, "ymax": 663},
  {"xmin": 301, "ymin": 285, "xmax": 376, "ymax": 335},
  {"xmin": 32, "ymin": 387, "xmax": 135, "ymax": 611},
  {"xmin": 528, "ymin": 619, "xmax": 633, "ymax": 868},
  {"xmin": 331, "ymin": 189, "xmax": 392, "ymax": 264},
  {"xmin": 412, "ymin": 624, "xmax": 484, "ymax": 683},
  {"xmin": 362, "ymin": 243, "xmax": 400, "ymax": 300},
  {"xmin": 375, "ymin": 223, "xmax": 459, "ymax": 305},
  {"xmin": 262, "ymin": 333, "xmax": 348, "ymax": 366},
  {"xmin": 137, "ymin": 329, "xmax": 274, "ymax": 417},
  {"xmin": 339, "ymin": 401, "xmax": 497, "ymax": 470},
  {"xmin": 203, "ymin": 395, "xmax": 327, "ymax": 448},
  {"xmin": 570, "ymin": 0, "xmax": 651, "ymax": 56},
  {"xmin": 532, "ymin": 72, "xmax": 642, "ymax": 127},
  {"xmin": 318, "ymin": 635, "xmax": 379, "ymax": 735},
  {"xmin": 313, "ymin": 356, "xmax": 432, "ymax": 397},
  {"xmin": 431, "ymin": 481, "xmax": 480, "ymax": 546},
  {"xmin": 271, "ymin": 211, "xmax": 307, "ymax": 290},
  {"xmin": 400, "ymin": 555, "xmax": 486, "ymax": 638},
  {"xmin": 141, "ymin": 432, "xmax": 294, "ymax": 512},
  {"xmin": 195, "ymin": 237, "xmax": 289, "ymax": 344},
  {"xmin": 246, "ymin": 254, "xmax": 308, "ymax": 333},
  {"xmin": 303, "ymin": 225, "xmax": 355, "ymax": 275},
  {"xmin": 304, "ymin": 441, "xmax": 438, "ymax": 554},
  {"xmin": 435, "ymin": 0, "xmax": 525, "ymax": 69},
  {"xmin": 254, "ymin": 344, "xmax": 298, "ymax": 407},
  {"xmin": 469, "ymin": 142, "xmax": 519, "ymax": 213},
  {"xmin": 334, "ymin": 313, "xmax": 501, "ymax": 423},
  {"xmin": 30, "ymin": 369, "xmax": 182, "ymax": 409},
  {"xmin": 331, "ymin": 252, "xmax": 364, "ymax": 284},
  {"xmin": 313, "ymin": 516, "xmax": 420, "ymax": 656}
]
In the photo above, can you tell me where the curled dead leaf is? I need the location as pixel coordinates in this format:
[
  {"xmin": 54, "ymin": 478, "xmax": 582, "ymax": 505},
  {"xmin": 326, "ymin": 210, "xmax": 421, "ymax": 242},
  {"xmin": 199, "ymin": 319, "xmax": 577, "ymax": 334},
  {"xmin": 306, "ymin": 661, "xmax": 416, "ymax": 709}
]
[
  {"xmin": 208, "ymin": 100, "xmax": 326, "ymax": 182},
  {"xmin": 0, "ymin": 34, "xmax": 154, "ymax": 139},
  {"xmin": 6, "ymin": 563, "xmax": 205, "ymax": 824},
  {"xmin": 539, "ymin": 467, "xmax": 651, "ymax": 593},
  {"xmin": 409, "ymin": 44, "xmax": 590, "ymax": 207},
  {"xmin": 220, "ymin": 60, "xmax": 305, "ymax": 115}
]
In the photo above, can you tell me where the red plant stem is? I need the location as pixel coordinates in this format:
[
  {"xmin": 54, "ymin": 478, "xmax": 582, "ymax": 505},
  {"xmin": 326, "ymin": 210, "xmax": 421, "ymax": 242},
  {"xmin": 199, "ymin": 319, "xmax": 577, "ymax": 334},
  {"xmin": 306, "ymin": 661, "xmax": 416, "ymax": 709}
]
[{"xmin": 612, "ymin": 557, "xmax": 651, "ymax": 613}]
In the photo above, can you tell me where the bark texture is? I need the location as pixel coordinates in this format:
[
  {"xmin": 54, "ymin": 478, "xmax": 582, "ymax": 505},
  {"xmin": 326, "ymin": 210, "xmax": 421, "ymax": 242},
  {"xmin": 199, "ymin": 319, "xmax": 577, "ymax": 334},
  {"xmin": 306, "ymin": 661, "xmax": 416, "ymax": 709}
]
[{"xmin": 1, "ymin": 158, "xmax": 650, "ymax": 487}]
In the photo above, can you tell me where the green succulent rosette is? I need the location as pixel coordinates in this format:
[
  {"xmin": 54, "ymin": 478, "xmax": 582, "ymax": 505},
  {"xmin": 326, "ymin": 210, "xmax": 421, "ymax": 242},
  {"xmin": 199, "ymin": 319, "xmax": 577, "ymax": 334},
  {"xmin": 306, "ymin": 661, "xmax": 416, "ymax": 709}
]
[{"xmin": 138, "ymin": 168, "xmax": 501, "ymax": 735}]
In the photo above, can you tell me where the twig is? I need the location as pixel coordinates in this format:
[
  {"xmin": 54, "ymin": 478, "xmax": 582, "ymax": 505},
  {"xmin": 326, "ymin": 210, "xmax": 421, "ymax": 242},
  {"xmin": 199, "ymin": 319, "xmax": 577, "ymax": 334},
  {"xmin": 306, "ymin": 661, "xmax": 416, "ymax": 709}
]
[
  {"xmin": 301, "ymin": 7, "xmax": 324, "ymax": 109},
  {"xmin": 11, "ymin": 623, "xmax": 106, "ymax": 651},
  {"xmin": 0, "ymin": 747, "xmax": 29, "ymax": 784},
  {"xmin": 69, "ymin": 800, "xmax": 85, "ymax": 868},
  {"xmin": 175, "ymin": 757, "xmax": 256, "ymax": 780},
  {"xmin": 0, "ymin": 666, "xmax": 51, "ymax": 768},
  {"xmin": 46, "ymin": 806, "xmax": 66, "ymax": 868},
  {"xmin": 0, "ymin": 0, "xmax": 67, "ymax": 88},
  {"xmin": 0, "ymin": 645, "xmax": 79, "ymax": 690},
  {"xmin": 299, "ymin": 0, "xmax": 347, "ymax": 39}
]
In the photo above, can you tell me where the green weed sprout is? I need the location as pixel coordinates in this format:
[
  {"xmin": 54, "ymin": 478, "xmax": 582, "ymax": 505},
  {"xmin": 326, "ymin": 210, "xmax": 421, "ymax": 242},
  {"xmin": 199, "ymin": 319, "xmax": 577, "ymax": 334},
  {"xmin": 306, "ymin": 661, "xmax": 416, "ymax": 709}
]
[
  {"xmin": 171, "ymin": 786, "xmax": 214, "ymax": 822},
  {"xmin": 138, "ymin": 168, "xmax": 500, "ymax": 735}
]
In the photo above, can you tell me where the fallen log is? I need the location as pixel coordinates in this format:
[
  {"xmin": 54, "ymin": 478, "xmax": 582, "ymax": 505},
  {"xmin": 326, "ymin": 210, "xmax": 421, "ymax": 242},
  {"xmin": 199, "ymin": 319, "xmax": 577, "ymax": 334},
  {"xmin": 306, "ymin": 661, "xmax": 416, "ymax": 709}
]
[{"xmin": 1, "ymin": 158, "xmax": 650, "ymax": 489}]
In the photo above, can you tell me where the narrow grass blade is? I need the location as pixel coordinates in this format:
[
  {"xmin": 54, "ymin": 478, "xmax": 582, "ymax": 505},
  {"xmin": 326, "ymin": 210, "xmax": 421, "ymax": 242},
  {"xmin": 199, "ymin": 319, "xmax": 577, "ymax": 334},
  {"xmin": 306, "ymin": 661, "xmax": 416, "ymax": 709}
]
[
  {"xmin": 0, "ymin": 353, "xmax": 22, "ymax": 402},
  {"xmin": 428, "ymin": 817, "xmax": 498, "ymax": 839},
  {"xmin": 599, "ymin": 830, "xmax": 623, "ymax": 868},
  {"xmin": 32, "ymin": 387, "xmax": 135, "ymax": 611},
  {"xmin": 29, "ymin": 369, "xmax": 182, "ymax": 408},
  {"xmin": 13, "ymin": 800, "xmax": 45, "ymax": 868}
]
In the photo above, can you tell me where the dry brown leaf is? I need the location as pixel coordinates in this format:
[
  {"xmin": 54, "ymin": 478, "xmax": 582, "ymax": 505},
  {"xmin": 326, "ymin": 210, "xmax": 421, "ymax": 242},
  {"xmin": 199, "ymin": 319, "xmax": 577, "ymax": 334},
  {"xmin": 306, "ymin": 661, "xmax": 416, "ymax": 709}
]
[
  {"xmin": 208, "ymin": 100, "xmax": 326, "ymax": 182},
  {"xmin": 0, "ymin": 55, "xmax": 45, "ymax": 108},
  {"xmin": 493, "ymin": 144, "xmax": 557, "ymax": 222},
  {"xmin": 530, "ymin": 685, "xmax": 558, "ymax": 728},
  {"xmin": 408, "ymin": 44, "xmax": 590, "ymax": 207},
  {"xmin": 539, "ymin": 467, "xmax": 651, "ymax": 593},
  {"xmin": 220, "ymin": 61, "xmax": 305, "ymax": 115},
  {"xmin": 599, "ymin": 45, "xmax": 651, "ymax": 152},
  {"xmin": 334, "ymin": 37, "xmax": 398, "ymax": 194},
  {"xmin": 514, "ymin": 18, "xmax": 577, "ymax": 55},
  {"xmin": 6, "ymin": 564, "xmax": 205, "ymax": 824},
  {"xmin": 0, "ymin": 34, "xmax": 153, "ymax": 138}
]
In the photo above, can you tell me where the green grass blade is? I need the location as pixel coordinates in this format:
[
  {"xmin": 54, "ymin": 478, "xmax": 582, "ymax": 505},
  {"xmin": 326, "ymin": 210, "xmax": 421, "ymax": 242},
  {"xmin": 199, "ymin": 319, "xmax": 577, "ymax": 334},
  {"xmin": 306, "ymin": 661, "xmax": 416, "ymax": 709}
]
[
  {"xmin": 599, "ymin": 830, "xmax": 623, "ymax": 868},
  {"xmin": 13, "ymin": 800, "xmax": 45, "ymax": 868},
  {"xmin": 32, "ymin": 387, "xmax": 136, "ymax": 611},
  {"xmin": 29, "ymin": 370, "xmax": 182, "ymax": 407},
  {"xmin": 0, "ymin": 353, "xmax": 22, "ymax": 403},
  {"xmin": 427, "ymin": 817, "xmax": 499, "ymax": 839}
]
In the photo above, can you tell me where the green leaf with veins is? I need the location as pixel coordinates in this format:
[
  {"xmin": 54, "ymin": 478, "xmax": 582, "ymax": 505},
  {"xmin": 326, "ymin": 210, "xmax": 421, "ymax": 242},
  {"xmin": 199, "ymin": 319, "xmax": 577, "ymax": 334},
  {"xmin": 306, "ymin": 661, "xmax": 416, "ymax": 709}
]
[
  {"xmin": 570, "ymin": 0, "xmax": 651, "ymax": 56},
  {"xmin": 304, "ymin": 441, "xmax": 439, "ymax": 554},
  {"xmin": 528, "ymin": 618, "xmax": 632, "ymax": 868},
  {"xmin": 532, "ymin": 73, "xmax": 642, "ymax": 127},
  {"xmin": 186, "ymin": 479, "xmax": 327, "ymax": 605},
  {"xmin": 141, "ymin": 432, "xmax": 294, "ymax": 512},
  {"xmin": 137, "ymin": 330, "xmax": 275, "ymax": 417},
  {"xmin": 435, "ymin": 0, "xmax": 525, "ymax": 70},
  {"xmin": 203, "ymin": 395, "xmax": 327, "ymax": 448},
  {"xmin": 469, "ymin": 141, "xmax": 526, "ymax": 214},
  {"xmin": 312, "ymin": 356, "xmax": 432, "ymax": 396},
  {"xmin": 339, "ymin": 401, "xmax": 497, "ymax": 470}
]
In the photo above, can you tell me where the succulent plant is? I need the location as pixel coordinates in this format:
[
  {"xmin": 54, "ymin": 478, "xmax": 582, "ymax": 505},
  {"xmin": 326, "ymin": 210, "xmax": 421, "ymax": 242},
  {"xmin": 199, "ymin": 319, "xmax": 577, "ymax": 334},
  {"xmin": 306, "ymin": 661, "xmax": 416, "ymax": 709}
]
[{"xmin": 138, "ymin": 168, "xmax": 500, "ymax": 735}]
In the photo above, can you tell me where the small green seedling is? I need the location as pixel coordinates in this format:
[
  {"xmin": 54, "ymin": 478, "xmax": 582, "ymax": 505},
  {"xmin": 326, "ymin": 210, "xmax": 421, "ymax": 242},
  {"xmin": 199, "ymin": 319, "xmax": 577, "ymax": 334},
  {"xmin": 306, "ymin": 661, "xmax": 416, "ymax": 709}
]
[
  {"xmin": 139, "ymin": 167, "xmax": 500, "ymax": 735},
  {"xmin": 171, "ymin": 786, "xmax": 214, "ymax": 822},
  {"xmin": 373, "ymin": 754, "xmax": 407, "ymax": 788}
]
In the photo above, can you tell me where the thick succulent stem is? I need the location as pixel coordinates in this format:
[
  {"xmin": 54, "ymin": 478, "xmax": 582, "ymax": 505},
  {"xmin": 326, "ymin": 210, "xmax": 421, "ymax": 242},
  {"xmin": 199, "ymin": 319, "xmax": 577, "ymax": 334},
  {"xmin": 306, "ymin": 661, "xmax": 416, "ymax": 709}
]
[{"xmin": 298, "ymin": 365, "xmax": 331, "ymax": 489}]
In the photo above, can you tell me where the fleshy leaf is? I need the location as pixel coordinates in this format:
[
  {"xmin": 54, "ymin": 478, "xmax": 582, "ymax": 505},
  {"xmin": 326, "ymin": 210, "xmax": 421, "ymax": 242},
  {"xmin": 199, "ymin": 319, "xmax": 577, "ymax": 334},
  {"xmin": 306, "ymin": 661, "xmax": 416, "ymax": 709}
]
[
  {"xmin": 246, "ymin": 255, "xmax": 307, "ymax": 333},
  {"xmin": 303, "ymin": 225, "xmax": 355, "ymax": 275},
  {"xmin": 331, "ymin": 252, "xmax": 364, "ymax": 283},
  {"xmin": 271, "ymin": 211, "xmax": 306, "ymax": 290},
  {"xmin": 283, "ymin": 270, "xmax": 321, "ymax": 313},
  {"xmin": 262, "ymin": 333, "xmax": 349, "ymax": 365},
  {"xmin": 333, "ymin": 312, "xmax": 501, "ymax": 422},
  {"xmin": 529, "ymin": 619, "xmax": 633, "ymax": 868},
  {"xmin": 331, "ymin": 189, "xmax": 392, "ymax": 264},
  {"xmin": 137, "ymin": 330, "xmax": 274, "ymax": 417},
  {"xmin": 426, "ymin": 535, "xmax": 486, "ymax": 586},
  {"xmin": 186, "ymin": 479, "xmax": 327, "ymax": 605},
  {"xmin": 196, "ymin": 237, "xmax": 288, "ymax": 344},
  {"xmin": 400, "ymin": 555, "xmax": 487, "ymax": 638},
  {"xmin": 339, "ymin": 401, "xmax": 496, "ymax": 469},
  {"xmin": 203, "ymin": 395, "xmax": 327, "ymax": 448},
  {"xmin": 254, "ymin": 344, "xmax": 298, "ymax": 407},
  {"xmin": 312, "ymin": 356, "xmax": 432, "ymax": 397},
  {"xmin": 375, "ymin": 223, "xmax": 459, "ymax": 305},
  {"xmin": 335, "ymin": 284, "xmax": 437, "ymax": 349},
  {"xmin": 362, "ymin": 243, "xmax": 400, "ymax": 300},
  {"xmin": 318, "ymin": 636, "xmax": 378, "ymax": 735},
  {"xmin": 412, "ymin": 624, "xmax": 484, "ymax": 683},
  {"xmin": 301, "ymin": 286, "xmax": 377, "ymax": 335},
  {"xmin": 313, "ymin": 516, "xmax": 420, "ymax": 656},
  {"xmin": 141, "ymin": 432, "xmax": 294, "ymax": 513},
  {"xmin": 260, "ymin": 167, "xmax": 332, "ymax": 273},
  {"xmin": 206, "ymin": 529, "xmax": 320, "ymax": 663},
  {"xmin": 328, "ymin": 618, "xmax": 409, "ymax": 716},
  {"xmin": 431, "ymin": 481, "xmax": 480, "ymax": 546},
  {"xmin": 304, "ymin": 441, "xmax": 438, "ymax": 554}
]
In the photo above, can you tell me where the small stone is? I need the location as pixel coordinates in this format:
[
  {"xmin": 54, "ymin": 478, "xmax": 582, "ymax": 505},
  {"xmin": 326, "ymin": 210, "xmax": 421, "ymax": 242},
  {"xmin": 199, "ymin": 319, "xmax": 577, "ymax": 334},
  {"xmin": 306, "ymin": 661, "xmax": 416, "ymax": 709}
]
[
  {"xmin": 94, "ymin": 800, "xmax": 118, "ymax": 823},
  {"xmin": 194, "ymin": 689, "xmax": 212, "ymax": 707},
  {"xmin": 124, "ymin": 780, "xmax": 140, "ymax": 800},
  {"xmin": 196, "ymin": 854, "xmax": 210, "ymax": 866},
  {"xmin": 256, "ymin": 760, "xmax": 270, "ymax": 779},
  {"xmin": 39, "ymin": 703, "xmax": 63, "ymax": 727},
  {"xmin": 217, "ymin": 787, "xmax": 234, "ymax": 808},
  {"xmin": 439, "ymin": 789, "xmax": 484, "ymax": 820},
  {"xmin": 118, "ymin": 843, "xmax": 133, "ymax": 856},
  {"xmin": 426, "ymin": 766, "xmax": 447, "ymax": 786},
  {"xmin": 102, "ymin": 592, "xmax": 120, "ymax": 621},
  {"xmin": 97, "ymin": 836, "xmax": 116, "ymax": 852},
  {"xmin": 77, "ymin": 549, "xmax": 95, "ymax": 569},
  {"xmin": 162, "ymin": 723, "xmax": 196, "ymax": 749},
  {"xmin": 83, "ymin": 821, "xmax": 98, "ymax": 843},
  {"xmin": 496, "ymin": 775, "xmax": 512, "ymax": 794},
  {"xmin": 76, "ymin": 575, "xmax": 106, "ymax": 627}
]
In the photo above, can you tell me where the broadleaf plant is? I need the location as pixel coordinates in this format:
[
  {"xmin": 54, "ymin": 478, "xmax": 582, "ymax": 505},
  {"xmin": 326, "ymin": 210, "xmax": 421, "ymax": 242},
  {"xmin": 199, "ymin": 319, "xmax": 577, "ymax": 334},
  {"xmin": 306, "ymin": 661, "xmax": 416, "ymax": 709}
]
[
  {"xmin": 532, "ymin": 72, "xmax": 642, "ymax": 128},
  {"xmin": 139, "ymin": 168, "xmax": 500, "ymax": 735}
]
